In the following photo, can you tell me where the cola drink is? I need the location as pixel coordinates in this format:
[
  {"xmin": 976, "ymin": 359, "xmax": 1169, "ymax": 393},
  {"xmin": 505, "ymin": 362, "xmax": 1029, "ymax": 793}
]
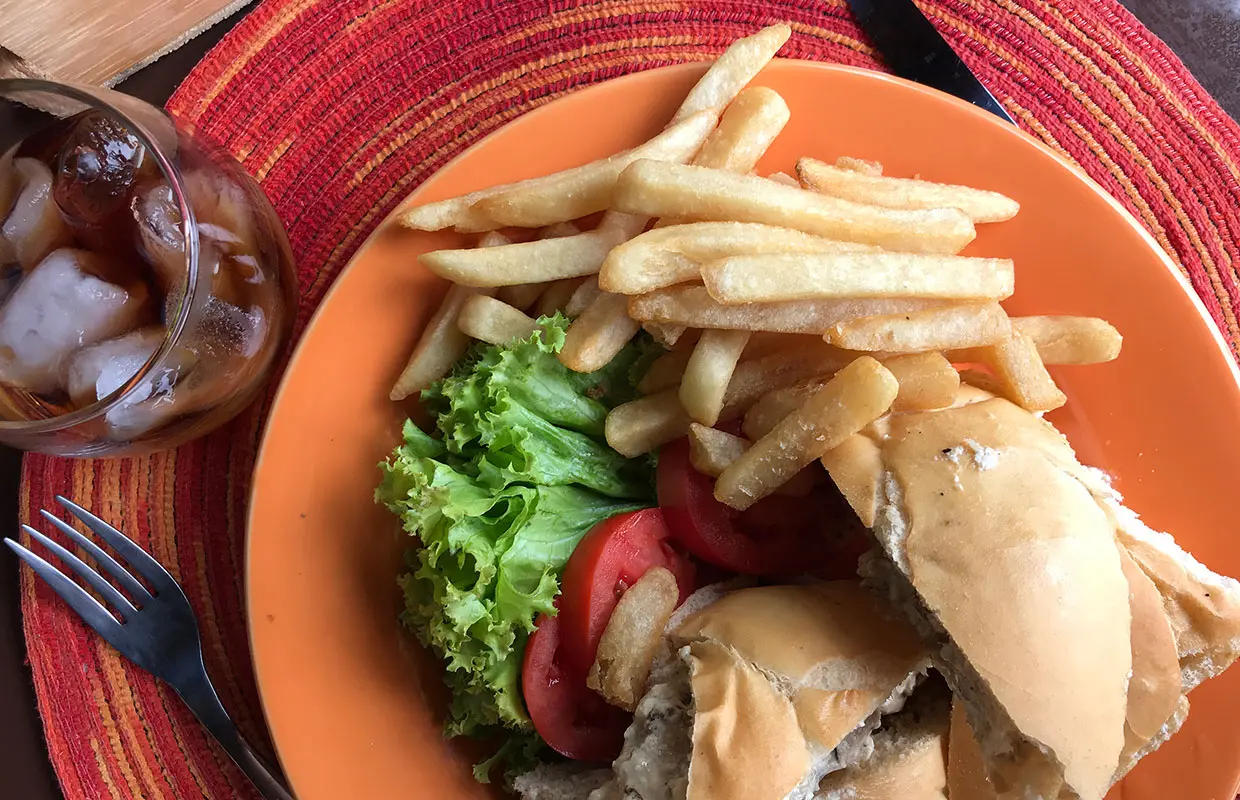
[{"xmin": 0, "ymin": 108, "xmax": 296, "ymax": 455}]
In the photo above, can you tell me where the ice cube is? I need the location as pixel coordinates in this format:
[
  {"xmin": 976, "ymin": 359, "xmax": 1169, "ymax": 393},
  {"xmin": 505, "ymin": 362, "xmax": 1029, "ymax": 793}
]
[
  {"xmin": 64, "ymin": 326, "xmax": 163, "ymax": 406},
  {"xmin": 0, "ymin": 248, "xmax": 151, "ymax": 394},
  {"xmin": 186, "ymin": 295, "xmax": 267, "ymax": 361},
  {"xmin": 65, "ymin": 325, "xmax": 199, "ymax": 439},
  {"xmin": 134, "ymin": 183, "xmax": 245, "ymax": 310},
  {"xmin": 184, "ymin": 169, "xmax": 258, "ymax": 257},
  {"xmin": 53, "ymin": 112, "xmax": 154, "ymax": 231},
  {"xmin": 97, "ymin": 297, "xmax": 268, "ymax": 441},
  {"xmin": 133, "ymin": 180, "xmax": 186, "ymax": 289},
  {"xmin": 104, "ymin": 392, "xmax": 183, "ymax": 441},
  {"xmin": 100, "ymin": 338, "xmax": 202, "ymax": 441},
  {"xmin": 1, "ymin": 158, "xmax": 73, "ymax": 271}
]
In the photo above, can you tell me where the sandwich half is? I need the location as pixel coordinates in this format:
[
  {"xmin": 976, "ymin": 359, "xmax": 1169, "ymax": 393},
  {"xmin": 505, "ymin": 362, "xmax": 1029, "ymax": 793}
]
[
  {"xmin": 532, "ymin": 581, "xmax": 932, "ymax": 800},
  {"xmin": 824, "ymin": 386, "xmax": 1240, "ymax": 800}
]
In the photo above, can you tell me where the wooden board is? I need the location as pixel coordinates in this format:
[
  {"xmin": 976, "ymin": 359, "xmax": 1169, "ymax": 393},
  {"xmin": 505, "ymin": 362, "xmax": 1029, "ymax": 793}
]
[{"xmin": 0, "ymin": 0, "xmax": 252, "ymax": 87}]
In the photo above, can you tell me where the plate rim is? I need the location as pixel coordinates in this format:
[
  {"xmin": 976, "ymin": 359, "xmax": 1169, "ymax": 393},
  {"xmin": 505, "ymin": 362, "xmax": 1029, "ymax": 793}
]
[{"xmin": 244, "ymin": 59, "xmax": 1240, "ymax": 796}]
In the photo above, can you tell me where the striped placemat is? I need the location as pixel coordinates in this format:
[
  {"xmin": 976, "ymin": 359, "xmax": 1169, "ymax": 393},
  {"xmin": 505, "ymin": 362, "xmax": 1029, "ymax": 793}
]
[{"xmin": 17, "ymin": 0, "xmax": 1240, "ymax": 797}]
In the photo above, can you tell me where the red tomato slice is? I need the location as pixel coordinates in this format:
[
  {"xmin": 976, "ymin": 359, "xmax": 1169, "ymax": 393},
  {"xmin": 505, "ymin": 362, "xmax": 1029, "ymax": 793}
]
[
  {"xmin": 557, "ymin": 508, "xmax": 695, "ymax": 678},
  {"xmin": 657, "ymin": 437, "xmax": 870, "ymax": 578},
  {"xmin": 522, "ymin": 611, "xmax": 630, "ymax": 761}
]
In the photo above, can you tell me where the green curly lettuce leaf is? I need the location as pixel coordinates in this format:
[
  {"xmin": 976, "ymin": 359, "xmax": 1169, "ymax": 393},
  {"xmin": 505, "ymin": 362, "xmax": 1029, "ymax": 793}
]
[{"xmin": 376, "ymin": 316, "xmax": 657, "ymax": 778}]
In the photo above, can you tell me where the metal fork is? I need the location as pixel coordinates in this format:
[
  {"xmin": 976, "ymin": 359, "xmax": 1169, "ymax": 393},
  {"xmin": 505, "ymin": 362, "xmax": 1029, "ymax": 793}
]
[{"xmin": 5, "ymin": 496, "xmax": 294, "ymax": 800}]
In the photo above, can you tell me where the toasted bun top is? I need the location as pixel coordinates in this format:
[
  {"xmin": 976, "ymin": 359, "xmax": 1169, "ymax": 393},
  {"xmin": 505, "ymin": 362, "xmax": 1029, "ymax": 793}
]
[
  {"xmin": 818, "ymin": 729, "xmax": 948, "ymax": 800},
  {"xmin": 675, "ymin": 582, "xmax": 925, "ymax": 685},
  {"xmin": 857, "ymin": 395, "xmax": 1133, "ymax": 800},
  {"xmin": 676, "ymin": 583, "xmax": 929, "ymax": 800},
  {"xmin": 685, "ymin": 640, "xmax": 809, "ymax": 800}
]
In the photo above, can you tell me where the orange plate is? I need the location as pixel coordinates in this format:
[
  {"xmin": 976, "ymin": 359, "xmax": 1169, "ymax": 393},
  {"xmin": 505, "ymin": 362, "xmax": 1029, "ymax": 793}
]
[{"xmin": 247, "ymin": 62, "xmax": 1240, "ymax": 800}]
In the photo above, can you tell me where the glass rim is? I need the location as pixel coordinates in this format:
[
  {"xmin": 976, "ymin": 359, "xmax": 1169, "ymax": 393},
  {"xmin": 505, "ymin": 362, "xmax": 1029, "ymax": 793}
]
[{"xmin": 0, "ymin": 78, "xmax": 201, "ymax": 435}]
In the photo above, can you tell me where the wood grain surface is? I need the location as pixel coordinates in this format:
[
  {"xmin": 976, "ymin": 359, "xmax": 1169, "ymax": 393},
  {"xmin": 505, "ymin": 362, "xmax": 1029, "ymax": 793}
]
[{"xmin": 0, "ymin": 0, "xmax": 252, "ymax": 86}]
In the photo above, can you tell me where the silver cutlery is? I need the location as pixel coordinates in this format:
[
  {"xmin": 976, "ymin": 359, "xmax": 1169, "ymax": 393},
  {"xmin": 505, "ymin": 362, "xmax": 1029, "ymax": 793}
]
[
  {"xmin": 846, "ymin": 0, "xmax": 1016, "ymax": 124},
  {"xmin": 5, "ymin": 496, "xmax": 295, "ymax": 800}
]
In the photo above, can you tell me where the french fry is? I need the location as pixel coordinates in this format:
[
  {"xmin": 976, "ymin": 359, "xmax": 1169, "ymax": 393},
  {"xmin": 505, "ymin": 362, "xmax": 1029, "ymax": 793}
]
[
  {"xmin": 690, "ymin": 86, "xmax": 789, "ymax": 173},
  {"xmin": 655, "ymin": 87, "xmax": 790, "ymax": 229},
  {"xmin": 606, "ymin": 390, "xmax": 692, "ymax": 457},
  {"xmin": 565, "ymin": 276, "xmax": 602, "ymax": 317},
  {"xmin": 688, "ymin": 423, "xmax": 750, "ymax": 476},
  {"xmin": 797, "ymin": 158, "xmax": 1020, "ymax": 223},
  {"xmin": 723, "ymin": 344, "xmax": 851, "ymax": 411},
  {"xmin": 457, "ymin": 295, "xmax": 539, "ymax": 345},
  {"xmin": 559, "ymin": 292, "xmax": 641, "ymax": 372},
  {"xmin": 834, "ymin": 156, "xmax": 883, "ymax": 176},
  {"xmin": 598, "ymin": 210, "xmax": 649, "ymax": 239},
  {"xmin": 468, "ymin": 112, "xmax": 717, "ymax": 229},
  {"xmin": 587, "ymin": 567, "xmax": 679, "ymax": 712},
  {"xmin": 613, "ymin": 160, "xmax": 977, "ymax": 254},
  {"xmin": 390, "ymin": 233, "xmax": 511, "ymax": 400},
  {"xmin": 742, "ymin": 380, "xmax": 822, "ymax": 440},
  {"xmin": 477, "ymin": 231, "xmax": 513, "ymax": 248},
  {"xmin": 1010, "ymin": 316, "xmax": 1123, "ymax": 365},
  {"xmin": 703, "ymin": 253, "xmax": 1015, "ymax": 304},
  {"xmin": 715, "ymin": 357, "xmax": 899, "ymax": 509},
  {"xmin": 629, "ymin": 285, "xmax": 947, "ymax": 335},
  {"xmin": 599, "ymin": 221, "xmax": 878, "ymax": 295},
  {"xmin": 538, "ymin": 221, "xmax": 581, "ymax": 239},
  {"xmin": 638, "ymin": 348, "xmax": 693, "ymax": 394},
  {"xmin": 496, "ymin": 282, "xmax": 548, "ymax": 311},
  {"xmin": 767, "ymin": 172, "xmax": 801, "ymax": 187},
  {"xmin": 399, "ymin": 111, "xmax": 716, "ymax": 232},
  {"xmin": 741, "ymin": 331, "xmax": 823, "ymax": 361},
  {"xmin": 824, "ymin": 302, "xmax": 1011, "ymax": 352},
  {"xmin": 958, "ymin": 368, "xmax": 1005, "ymax": 397},
  {"xmin": 644, "ymin": 322, "xmax": 689, "ymax": 348},
  {"xmin": 680, "ymin": 330, "xmax": 751, "ymax": 425},
  {"xmin": 396, "ymin": 188, "xmax": 495, "ymax": 233},
  {"xmin": 420, "ymin": 228, "xmax": 626, "ymax": 287},
  {"xmin": 389, "ymin": 283, "xmax": 494, "ymax": 400},
  {"xmin": 534, "ymin": 277, "xmax": 586, "ymax": 318},
  {"xmin": 672, "ymin": 24, "xmax": 791, "ymax": 121},
  {"xmin": 690, "ymin": 417, "xmax": 821, "ymax": 497},
  {"xmin": 883, "ymin": 352, "xmax": 961, "ymax": 412},
  {"xmin": 962, "ymin": 332, "xmax": 1067, "ymax": 412}
]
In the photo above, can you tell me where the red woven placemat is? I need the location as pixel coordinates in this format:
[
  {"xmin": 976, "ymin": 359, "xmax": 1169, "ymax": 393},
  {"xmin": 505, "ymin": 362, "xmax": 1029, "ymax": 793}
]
[{"xmin": 16, "ymin": 1, "xmax": 1240, "ymax": 797}]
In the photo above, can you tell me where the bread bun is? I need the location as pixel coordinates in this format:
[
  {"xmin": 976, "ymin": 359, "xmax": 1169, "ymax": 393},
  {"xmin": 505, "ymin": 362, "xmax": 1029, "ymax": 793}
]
[
  {"xmin": 817, "ymin": 679, "xmax": 951, "ymax": 800},
  {"xmin": 591, "ymin": 582, "xmax": 930, "ymax": 800},
  {"xmin": 826, "ymin": 390, "xmax": 1240, "ymax": 799},
  {"xmin": 674, "ymin": 583, "xmax": 930, "ymax": 800}
]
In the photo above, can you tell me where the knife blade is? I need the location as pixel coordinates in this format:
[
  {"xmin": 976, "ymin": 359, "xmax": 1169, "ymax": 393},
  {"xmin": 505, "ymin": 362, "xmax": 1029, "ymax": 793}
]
[{"xmin": 846, "ymin": 0, "xmax": 1016, "ymax": 124}]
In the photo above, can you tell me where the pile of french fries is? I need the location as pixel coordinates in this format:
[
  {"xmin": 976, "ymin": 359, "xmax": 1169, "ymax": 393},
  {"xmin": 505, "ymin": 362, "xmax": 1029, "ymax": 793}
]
[{"xmin": 390, "ymin": 23, "xmax": 1123, "ymax": 513}]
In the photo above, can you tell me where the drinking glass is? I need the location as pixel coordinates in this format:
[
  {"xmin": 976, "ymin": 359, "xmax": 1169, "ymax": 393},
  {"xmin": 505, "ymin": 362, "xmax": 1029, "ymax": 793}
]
[{"xmin": 0, "ymin": 80, "xmax": 297, "ymax": 457}]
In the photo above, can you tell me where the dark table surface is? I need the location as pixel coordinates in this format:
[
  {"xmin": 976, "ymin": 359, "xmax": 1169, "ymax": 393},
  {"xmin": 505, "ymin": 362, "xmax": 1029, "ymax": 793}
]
[{"xmin": 0, "ymin": 1, "xmax": 1234, "ymax": 798}]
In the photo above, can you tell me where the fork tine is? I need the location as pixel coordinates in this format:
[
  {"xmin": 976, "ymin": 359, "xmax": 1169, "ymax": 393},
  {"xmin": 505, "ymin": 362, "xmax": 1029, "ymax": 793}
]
[
  {"xmin": 54, "ymin": 496, "xmax": 176, "ymax": 593},
  {"xmin": 4, "ymin": 539, "xmax": 127, "ymax": 643},
  {"xmin": 39, "ymin": 510, "xmax": 152, "ymax": 603},
  {"xmin": 21, "ymin": 525, "xmax": 137, "ymax": 618}
]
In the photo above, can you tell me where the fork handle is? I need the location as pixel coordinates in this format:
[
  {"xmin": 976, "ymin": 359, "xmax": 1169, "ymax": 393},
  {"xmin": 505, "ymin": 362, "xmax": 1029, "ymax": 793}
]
[{"xmin": 176, "ymin": 674, "xmax": 296, "ymax": 800}]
